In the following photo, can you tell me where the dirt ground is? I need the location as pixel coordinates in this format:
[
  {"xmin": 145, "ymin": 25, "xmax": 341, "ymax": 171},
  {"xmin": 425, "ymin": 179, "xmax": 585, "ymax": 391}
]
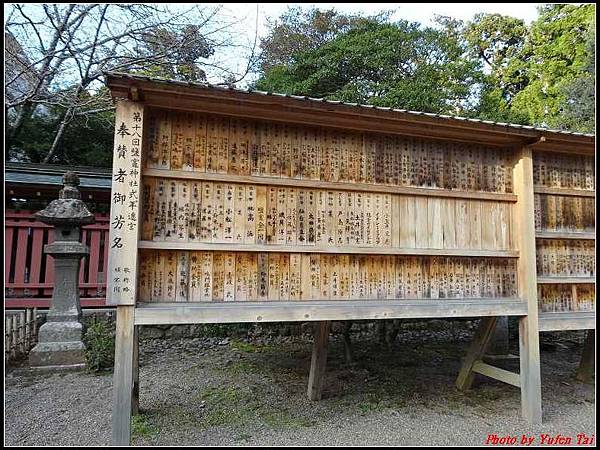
[{"xmin": 4, "ymin": 322, "xmax": 595, "ymax": 446}]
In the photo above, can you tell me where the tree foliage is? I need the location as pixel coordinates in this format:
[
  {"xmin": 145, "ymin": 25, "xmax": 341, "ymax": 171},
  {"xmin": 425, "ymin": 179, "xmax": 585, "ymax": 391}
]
[
  {"xmin": 256, "ymin": 19, "xmax": 482, "ymax": 115},
  {"xmin": 257, "ymin": 5, "xmax": 595, "ymax": 132}
]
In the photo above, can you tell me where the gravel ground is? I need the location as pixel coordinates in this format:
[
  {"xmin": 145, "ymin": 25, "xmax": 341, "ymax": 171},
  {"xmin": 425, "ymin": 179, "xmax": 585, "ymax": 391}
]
[{"xmin": 5, "ymin": 324, "xmax": 595, "ymax": 446}]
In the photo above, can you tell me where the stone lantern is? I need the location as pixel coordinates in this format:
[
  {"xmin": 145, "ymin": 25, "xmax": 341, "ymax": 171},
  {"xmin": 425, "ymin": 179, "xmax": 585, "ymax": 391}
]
[{"xmin": 29, "ymin": 171, "xmax": 95, "ymax": 369}]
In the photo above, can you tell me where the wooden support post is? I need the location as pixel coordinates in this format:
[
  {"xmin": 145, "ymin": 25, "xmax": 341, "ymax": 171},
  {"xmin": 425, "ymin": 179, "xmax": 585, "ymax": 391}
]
[
  {"xmin": 111, "ymin": 306, "xmax": 136, "ymax": 445},
  {"xmin": 513, "ymin": 145, "xmax": 542, "ymax": 425},
  {"xmin": 308, "ymin": 321, "xmax": 330, "ymax": 401},
  {"xmin": 456, "ymin": 317, "xmax": 498, "ymax": 391},
  {"xmin": 576, "ymin": 330, "xmax": 595, "ymax": 383},
  {"xmin": 132, "ymin": 325, "xmax": 140, "ymax": 416}
]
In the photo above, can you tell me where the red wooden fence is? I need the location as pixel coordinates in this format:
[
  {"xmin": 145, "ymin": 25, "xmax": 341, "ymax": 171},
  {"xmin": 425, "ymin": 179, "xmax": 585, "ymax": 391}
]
[{"xmin": 5, "ymin": 210, "xmax": 110, "ymax": 308}]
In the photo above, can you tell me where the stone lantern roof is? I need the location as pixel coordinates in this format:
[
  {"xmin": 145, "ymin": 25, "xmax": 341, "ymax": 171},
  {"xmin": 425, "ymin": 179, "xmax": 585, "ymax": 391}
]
[{"xmin": 34, "ymin": 171, "xmax": 95, "ymax": 226}]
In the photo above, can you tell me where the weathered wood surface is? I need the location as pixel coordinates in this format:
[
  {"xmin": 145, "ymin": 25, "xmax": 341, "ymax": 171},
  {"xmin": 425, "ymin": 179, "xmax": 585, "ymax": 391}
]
[
  {"xmin": 456, "ymin": 317, "xmax": 498, "ymax": 391},
  {"xmin": 513, "ymin": 146, "xmax": 542, "ymax": 425},
  {"xmin": 111, "ymin": 305, "xmax": 135, "ymax": 445},
  {"xmin": 538, "ymin": 311, "xmax": 596, "ymax": 331},
  {"xmin": 106, "ymin": 100, "xmax": 145, "ymax": 306},
  {"xmin": 308, "ymin": 321, "xmax": 330, "ymax": 401},
  {"xmin": 133, "ymin": 299, "xmax": 528, "ymax": 325}
]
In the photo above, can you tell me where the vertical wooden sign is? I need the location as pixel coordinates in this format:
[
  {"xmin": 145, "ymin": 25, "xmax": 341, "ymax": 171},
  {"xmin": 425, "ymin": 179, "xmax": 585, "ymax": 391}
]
[{"xmin": 107, "ymin": 100, "xmax": 145, "ymax": 306}]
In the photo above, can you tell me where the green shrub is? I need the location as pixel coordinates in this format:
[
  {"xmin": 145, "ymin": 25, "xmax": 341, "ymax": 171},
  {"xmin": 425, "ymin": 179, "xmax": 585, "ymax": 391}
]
[{"xmin": 83, "ymin": 318, "xmax": 115, "ymax": 372}]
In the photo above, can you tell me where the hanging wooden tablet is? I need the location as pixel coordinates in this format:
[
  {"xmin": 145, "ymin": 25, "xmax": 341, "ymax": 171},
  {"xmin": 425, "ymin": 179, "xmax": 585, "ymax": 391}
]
[
  {"xmin": 346, "ymin": 132, "xmax": 358, "ymax": 183},
  {"xmin": 228, "ymin": 118, "xmax": 240, "ymax": 175},
  {"xmin": 297, "ymin": 189, "xmax": 306, "ymax": 245},
  {"xmin": 364, "ymin": 193, "xmax": 373, "ymax": 247},
  {"xmin": 187, "ymin": 252, "xmax": 201, "ymax": 301},
  {"xmin": 270, "ymin": 122, "xmax": 282, "ymax": 177},
  {"xmin": 163, "ymin": 250, "xmax": 177, "ymax": 302},
  {"xmin": 237, "ymin": 118, "xmax": 250, "ymax": 176},
  {"xmin": 400, "ymin": 138, "xmax": 410, "ymax": 187},
  {"xmin": 268, "ymin": 253, "xmax": 280, "ymax": 301},
  {"xmin": 336, "ymin": 191, "xmax": 346, "ymax": 246},
  {"xmin": 320, "ymin": 255, "xmax": 331, "ymax": 299},
  {"xmin": 213, "ymin": 183, "xmax": 224, "ymax": 242},
  {"xmin": 307, "ymin": 189, "xmax": 316, "ymax": 244},
  {"xmin": 279, "ymin": 253, "xmax": 290, "ymax": 301},
  {"xmin": 355, "ymin": 192, "xmax": 365, "ymax": 245},
  {"xmin": 286, "ymin": 187, "xmax": 297, "ymax": 245},
  {"xmin": 217, "ymin": 115, "xmax": 229, "ymax": 174},
  {"xmin": 309, "ymin": 254, "xmax": 321, "ymax": 300},
  {"xmin": 315, "ymin": 190, "xmax": 326, "ymax": 244},
  {"xmin": 181, "ymin": 112, "xmax": 195, "ymax": 171},
  {"xmin": 291, "ymin": 125, "xmax": 302, "ymax": 179},
  {"xmin": 441, "ymin": 199, "xmax": 456, "ymax": 249},
  {"xmin": 157, "ymin": 109, "xmax": 171, "ymax": 170},
  {"xmin": 175, "ymin": 251, "xmax": 189, "ymax": 302},
  {"xmin": 165, "ymin": 180, "xmax": 178, "ymax": 242},
  {"xmin": 338, "ymin": 131, "xmax": 349, "ymax": 183},
  {"xmin": 188, "ymin": 182, "xmax": 202, "ymax": 241},
  {"xmin": 365, "ymin": 134, "xmax": 375, "ymax": 184},
  {"xmin": 300, "ymin": 254, "xmax": 311, "ymax": 300},
  {"xmin": 249, "ymin": 120, "xmax": 261, "ymax": 176},
  {"xmin": 223, "ymin": 252, "xmax": 236, "ymax": 302},
  {"xmin": 247, "ymin": 252, "xmax": 258, "ymax": 300},
  {"xmin": 254, "ymin": 186, "xmax": 266, "ymax": 244},
  {"xmin": 301, "ymin": 126, "xmax": 313, "ymax": 180},
  {"xmin": 205, "ymin": 116, "xmax": 218, "ymax": 172},
  {"xmin": 245, "ymin": 185, "xmax": 257, "ymax": 244},
  {"xmin": 170, "ymin": 112, "xmax": 184, "ymax": 170},
  {"xmin": 212, "ymin": 252, "xmax": 224, "ymax": 301},
  {"xmin": 235, "ymin": 253, "xmax": 247, "ymax": 301},
  {"xmin": 374, "ymin": 134, "xmax": 385, "ymax": 184},
  {"xmin": 289, "ymin": 253, "xmax": 302, "ymax": 301},
  {"xmin": 145, "ymin": 109, "xmax": 160, "ymax": 169},
  {"xmin": 223, "ymin": 184, "xmax": 235, "ymax": 242},
  {"xmin": 193, "ymin": 113, "xmax": 207, "ymax": 172},
  {"xmin": 281, "ymin": 124, "xmax": 292, "ymax": 178},
  {"xmin": 373, "ymin": 194, "xmax": 383, "ymax": 246},
  {"xmin": 153, "ymin": 251, "xmax": 165, "ymax": 301},
  {"xmin": 276, "ymin": 187, "xmax": 287, "ymax": 245},
  {"xmin": 138, "ymin": 251, "xmax": 152, "ymax": 302},
  {"xmin": 259, "ymin": 121, "xmax": 271, "ymax": 175},
  {"xmin": 359, "ymin": 135, "xmax": 368, "ymax": 184},
  {"xmin": 266, "ymin": 186, "xmax": 277, "ymax": 243},
  {"xmin": 257, "ymin": 252, "xmax": 269, "ymax": 300},
  {"xmin": 200, "ymin": 182, "xmax": 213, "ymax": 241},
  {"xmin": 234, "ymin": 185, "xmax": 246, "ymax": 244},
  {"xmin": 141, "ymin": 177, "xmax": 155, "ymax": 241},
  {"xmin": 347, "ymin": 192, "xmax": 356, "ymax": 246}
]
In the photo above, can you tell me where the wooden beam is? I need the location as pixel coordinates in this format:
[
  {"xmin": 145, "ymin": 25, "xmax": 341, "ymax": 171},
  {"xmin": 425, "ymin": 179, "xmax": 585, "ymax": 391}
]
[
  {"xmin": 537, "ymin": 277, "xmax": 595, "ymax": 285},
  {"xmin": 575, "ymin": 330, "xmax": 595, "ymax": 383},
  {"xmin": 513, "ymin": 145, "xmax": 542, "ymax": 425},
  {"xmin": 308, "ymin": 321, "xmax": 330, "ymax": 401},
  {"xmin": 134, "ymin": 299, "xmax": 528, "ymax": 326},
  {"xmin": 143, "ymin": 168, "xmax": 518, "ymax": 203},
  {"xmin": 535, "ymin": 231, "xmax": 596, "ymax": 240},
  {"xmin": 472, "ymin": 360, "xmax": 521, "ymax": 387},
  {"xmin": 533, "ymin": 186, "xmax": 595, "ymax": 198},
  {"xmin": 456, "ymin": 317, "xmax": 498, "ymax": 391},
  {"xmin": 138, "ymin": 241, "xmax": 519, "ymax": 258},
  {"xmin": 111, "ymin": 305, "xmax": 135, "ymax": 445},
  {"xmin": 538, "ymin": 312, "xmax": 596, "ymax": 331}
]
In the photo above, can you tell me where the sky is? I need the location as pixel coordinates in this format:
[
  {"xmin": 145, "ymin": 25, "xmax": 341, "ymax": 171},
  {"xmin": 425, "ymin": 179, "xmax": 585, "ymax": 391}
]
[{"xmin": 209, "ymin": 2, "xmax": 543, "ymax": 85}]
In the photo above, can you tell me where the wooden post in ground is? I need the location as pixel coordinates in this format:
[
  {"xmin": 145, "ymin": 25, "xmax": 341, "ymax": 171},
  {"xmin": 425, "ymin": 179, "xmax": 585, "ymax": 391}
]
[
  {"xmin": 308, "ymin": 321, "xmax": 330, "ymax": 401},
  {"xmin": 456, "ymin": 317, "xmax": 498, "ymax": 390},
  {"xmin": 576, "ymin": 330, "xmax": 595, "ymax": 383},
  {"xmin": 111, "ymin": 306, "xmax": 136, "ymax": 445},
  {"xmin": 512, "ymin": 145, "xmax": 542, "ymax": 425},
  {"xmin": 132, "ymin": 325, "xmax": 140, "ymax": 416}
]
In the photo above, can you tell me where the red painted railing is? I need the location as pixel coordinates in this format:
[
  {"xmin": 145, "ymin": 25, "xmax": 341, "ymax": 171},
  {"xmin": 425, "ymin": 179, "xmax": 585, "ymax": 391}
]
[{"xmin": 5, "ymin": 210, "xmax": 110, "ymax": 308}]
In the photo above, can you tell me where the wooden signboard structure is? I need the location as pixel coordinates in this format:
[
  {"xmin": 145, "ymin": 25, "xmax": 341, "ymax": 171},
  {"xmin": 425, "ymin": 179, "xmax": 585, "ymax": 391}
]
[{"xmin": 105, "ymin": 72, "xmax": 595, "ymax": 445}]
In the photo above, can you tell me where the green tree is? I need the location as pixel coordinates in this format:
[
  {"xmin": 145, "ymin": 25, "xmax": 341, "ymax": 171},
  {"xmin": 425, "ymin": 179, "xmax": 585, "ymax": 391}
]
[
  {"xmin": 511, "ymin": 4, "xmax": 595, "ymax": 131},
  {"xmin": 258, "ymin": 6, "xmax": 391, "ymax": 74},
  {"xmin": 255, "ymin": 20, "xmax": 482, "ymax": 115}
]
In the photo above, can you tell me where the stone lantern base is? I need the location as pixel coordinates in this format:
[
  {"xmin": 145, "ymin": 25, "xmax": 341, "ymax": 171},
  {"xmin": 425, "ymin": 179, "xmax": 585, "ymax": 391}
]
[{"xmin": 29, "ymin": 321, "xmax": 87, "ymax": 369}]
